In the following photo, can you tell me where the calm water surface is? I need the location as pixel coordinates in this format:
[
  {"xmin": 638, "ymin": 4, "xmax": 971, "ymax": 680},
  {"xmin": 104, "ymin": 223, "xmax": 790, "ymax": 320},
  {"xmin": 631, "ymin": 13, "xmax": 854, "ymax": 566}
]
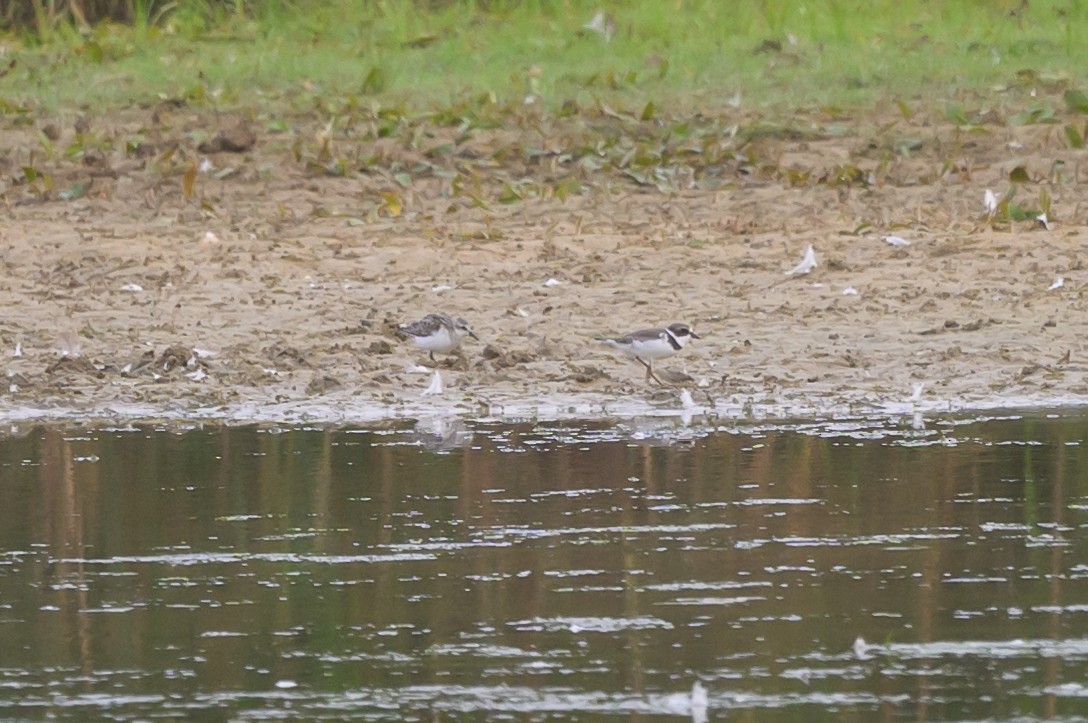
[{"xmin": 2, "ymin": 412, "xmax": 1088, "ymax": 721}]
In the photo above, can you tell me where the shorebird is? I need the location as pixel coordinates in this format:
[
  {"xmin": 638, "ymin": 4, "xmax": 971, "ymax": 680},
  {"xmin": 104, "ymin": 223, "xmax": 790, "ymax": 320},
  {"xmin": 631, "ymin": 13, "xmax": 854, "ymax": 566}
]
[
  {"xmin": 398, "ymin": 313, "xmax": 479, "ymax": 363},
  {"xmin": 595, "ymin": 322, "xmax": 700, "ymax": 385}
]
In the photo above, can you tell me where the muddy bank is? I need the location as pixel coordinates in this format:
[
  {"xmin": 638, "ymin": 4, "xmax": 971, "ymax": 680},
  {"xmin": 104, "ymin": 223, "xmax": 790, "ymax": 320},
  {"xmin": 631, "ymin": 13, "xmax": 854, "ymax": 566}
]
[{"xmin": 3, "ymin": 106, "xmax": 1088, "ymax": 425}]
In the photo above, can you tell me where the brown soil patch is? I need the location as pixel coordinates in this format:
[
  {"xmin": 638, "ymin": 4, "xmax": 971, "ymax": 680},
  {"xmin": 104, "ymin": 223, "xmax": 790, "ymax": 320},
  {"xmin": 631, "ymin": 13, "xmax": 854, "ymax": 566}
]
[{"xmin": 2, "ymin": 104, "xmax": 1087, "ymax": 422}]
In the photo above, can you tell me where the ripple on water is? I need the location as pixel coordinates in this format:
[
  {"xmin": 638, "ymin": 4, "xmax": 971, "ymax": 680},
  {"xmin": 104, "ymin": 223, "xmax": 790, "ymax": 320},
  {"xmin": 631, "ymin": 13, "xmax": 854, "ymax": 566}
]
[
  {"xmin": 59, "ymin": 552, "xmax": 437, "ymax": 566},
  {"xmin": 508, "ymin": 616, "xmax": 674, "ymax": 633}
]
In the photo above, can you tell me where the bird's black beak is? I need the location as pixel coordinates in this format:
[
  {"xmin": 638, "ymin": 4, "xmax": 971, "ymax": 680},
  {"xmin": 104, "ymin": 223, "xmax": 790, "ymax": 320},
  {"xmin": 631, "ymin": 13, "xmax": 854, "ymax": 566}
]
[
  {"xmin": 690, "ymin": 331, "xmax": 701, "ymax": 339},
  {"xmin": 469, "ymin": 330, "xmax": 480, "ymax": 341}
]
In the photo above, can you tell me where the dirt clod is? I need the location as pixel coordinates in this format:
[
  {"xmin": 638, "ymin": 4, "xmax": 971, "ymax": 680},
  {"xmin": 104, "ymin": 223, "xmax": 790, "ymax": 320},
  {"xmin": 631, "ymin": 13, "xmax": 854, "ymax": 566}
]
[{"xmin": 198, "ymin": 119, "xmax": 257, "ymax": 153}]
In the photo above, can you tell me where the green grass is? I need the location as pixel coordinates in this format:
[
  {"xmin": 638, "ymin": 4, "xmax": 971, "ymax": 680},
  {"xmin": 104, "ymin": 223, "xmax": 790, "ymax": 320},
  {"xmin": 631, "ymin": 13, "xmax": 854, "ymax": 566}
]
[{"xmin": 2, "ymin": 0, "xmax": 1088, "ymax": 115}]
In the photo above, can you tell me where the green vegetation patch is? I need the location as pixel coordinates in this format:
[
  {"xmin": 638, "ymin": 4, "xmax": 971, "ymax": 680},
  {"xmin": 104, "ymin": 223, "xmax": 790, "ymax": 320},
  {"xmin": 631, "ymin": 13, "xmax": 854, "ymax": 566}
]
[{"xmin": 1, "ymin": 0, "xmax": 1087, "ymax": 115}]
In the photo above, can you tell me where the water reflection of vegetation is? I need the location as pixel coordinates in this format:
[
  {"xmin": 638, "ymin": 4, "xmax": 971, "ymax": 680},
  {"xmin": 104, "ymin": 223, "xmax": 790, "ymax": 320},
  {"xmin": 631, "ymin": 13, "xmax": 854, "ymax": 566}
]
[{"xmin": 0, "ymin": 415, "xmax": 1087, "ymax": 719}]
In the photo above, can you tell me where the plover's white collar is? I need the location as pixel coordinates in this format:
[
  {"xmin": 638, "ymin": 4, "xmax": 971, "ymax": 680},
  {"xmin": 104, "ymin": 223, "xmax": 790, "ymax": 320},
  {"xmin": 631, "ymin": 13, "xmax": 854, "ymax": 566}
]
[
  {"xmin": 595, "ymin": 322, "xmax": 700, "ymax": 384},
  {"xmin": 398, "ymin": 313, "xmax": 479, "ymax": 362}
]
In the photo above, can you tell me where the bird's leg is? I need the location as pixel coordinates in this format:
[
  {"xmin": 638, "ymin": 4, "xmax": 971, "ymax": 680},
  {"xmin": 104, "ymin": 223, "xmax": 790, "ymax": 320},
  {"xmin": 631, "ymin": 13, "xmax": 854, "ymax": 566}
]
[
  {"xmin": 429, "ymin": 351, "xmax": 436, "ymax": 364},
  {"xmin": 636, "ymin": 357, "xmax": 666, "ymax": 385}
]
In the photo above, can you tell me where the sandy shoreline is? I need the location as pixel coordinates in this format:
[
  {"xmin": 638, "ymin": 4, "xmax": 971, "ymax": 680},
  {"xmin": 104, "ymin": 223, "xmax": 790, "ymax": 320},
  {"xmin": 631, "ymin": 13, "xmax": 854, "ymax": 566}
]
[{"xmin": 3, "ymin": 108, "xmax": 1088, "ymax": 427}]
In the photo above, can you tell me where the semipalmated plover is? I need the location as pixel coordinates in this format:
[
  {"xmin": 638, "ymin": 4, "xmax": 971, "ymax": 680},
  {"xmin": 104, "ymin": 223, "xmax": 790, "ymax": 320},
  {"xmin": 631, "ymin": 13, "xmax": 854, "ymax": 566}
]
[
  {"xmin": 398, "ymin": 313, "xmax": 479, "ymax": 362},
  {"xmin": 595, "ymin": 322, "xmax": 700, "ymax": 384}
]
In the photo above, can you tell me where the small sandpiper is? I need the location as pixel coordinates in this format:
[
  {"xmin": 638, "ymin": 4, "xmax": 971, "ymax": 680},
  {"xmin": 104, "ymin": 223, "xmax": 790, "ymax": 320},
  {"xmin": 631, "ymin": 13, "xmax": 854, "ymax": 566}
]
[
  {"xmin": 398, "ymin": 313, "xmax": 479, "ymax": 363},
  {"xmin": 595, "ymin": 322, "xmax": 700, "ymax": 384}
]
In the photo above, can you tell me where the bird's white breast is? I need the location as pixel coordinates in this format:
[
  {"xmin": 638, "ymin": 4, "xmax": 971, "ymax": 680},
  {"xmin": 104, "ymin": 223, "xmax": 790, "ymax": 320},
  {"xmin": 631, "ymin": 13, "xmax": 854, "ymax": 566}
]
[
  {"xmin": 623, "ymin": 335, "xmax": 678, "ymax": 360},
  {"xmin": 413, "ymin": 326, "xmax": 457, "ymax": 352}
]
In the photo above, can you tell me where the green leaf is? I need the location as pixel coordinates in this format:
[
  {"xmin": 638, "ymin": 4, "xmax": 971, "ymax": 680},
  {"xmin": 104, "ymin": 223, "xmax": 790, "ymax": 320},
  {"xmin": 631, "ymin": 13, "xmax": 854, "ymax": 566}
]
[
  {"xmin": 361, "ymin": 66, "xmax": 386, "ymax": 95},
  {"xmin": 1064, "ymin": 89, "xmax": 1088, "ymax": 113},
  {"xmin": 557, "ymin": 99, "xmax": 579, "ymax": 118},
  {"xmin": 498, "ymin": 183, "xmax": 522, "ymax": 204},
  {"xmin": 1007, "ymin": 111, "xmax": 1033, "ymax": 126},
  {"xmin": 380, "ymin": 190, "xmax": 402, "ymax": 216},
  {"xmin": 1065, "ymin": 124, "xmax": 1084, "ymax": 149},
  {"xmin": 553, "ymin": 178, "xmax": 581, "ymax": 201},
  {"xmin": 1006, "ymin": 203, "xmax": 1039, "ymax": 222},
  {"xmin": 785, "ymin": 168, "xmax": 810, "ymax": 186},
  {"xmin": 944, "ymin": 103, "xmax": 969, "ymax": 126},
  {"xmin": 1008, "ymin": 166, "xmax": 1031, "ymax": 183},
  {"xmin": 1009, "ymin": 106, "xmax": 1057, "ymax": 125},
  {"xmin": 58, "ymin": 183, "xmax": 85, "ymax": 201},
  {"xmin": 640, "ymin": 101, "xmax": 655, "ymax": 121},
  {"xmin": 82, "ymin": 41, "xmax": 104, "ymax": 64}
]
